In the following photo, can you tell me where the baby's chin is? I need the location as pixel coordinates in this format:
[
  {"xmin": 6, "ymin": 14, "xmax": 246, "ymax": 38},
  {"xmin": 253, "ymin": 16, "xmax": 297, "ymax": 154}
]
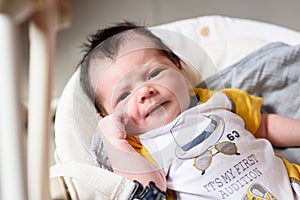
[
  {"xmin": 126, "ymin": 116, "xmax": 177, "ymax": 136},
  {"xmin": 126, "ymin": 101, "xmax": 184, "ymax": 135},
  {"xmin": 126, "ymin": 113, "xmax": 177, "ymax": 136},
  {"xmin": 125, "ymin": 118, "xmax": 165, "ymax": 136}
]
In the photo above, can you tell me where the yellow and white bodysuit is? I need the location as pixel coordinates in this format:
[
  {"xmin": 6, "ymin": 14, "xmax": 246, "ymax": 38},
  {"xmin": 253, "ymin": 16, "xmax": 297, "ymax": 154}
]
[{"xmin": 132, "ymin": 88, "xmax": 300, "ymax": 199}]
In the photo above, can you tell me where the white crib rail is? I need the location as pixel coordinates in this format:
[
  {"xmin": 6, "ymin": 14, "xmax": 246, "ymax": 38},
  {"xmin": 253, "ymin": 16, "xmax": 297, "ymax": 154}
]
[
  {"xmin": 27, "ymin": 2, "xmax": 57, "ymax": 199},
  {"xmin": 0, "ymin": 14, "xmax": 27, "ymax": 200},
  {"xmin": 0, "ymin": 0, "xmax": 70, "ymax": 199}
]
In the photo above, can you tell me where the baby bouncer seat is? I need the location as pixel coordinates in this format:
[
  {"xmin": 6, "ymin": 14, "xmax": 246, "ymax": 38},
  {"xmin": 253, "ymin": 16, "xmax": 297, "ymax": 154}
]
[{"xmin": 51, "ymin": 15, "xmax": 300, "ymax": 199}]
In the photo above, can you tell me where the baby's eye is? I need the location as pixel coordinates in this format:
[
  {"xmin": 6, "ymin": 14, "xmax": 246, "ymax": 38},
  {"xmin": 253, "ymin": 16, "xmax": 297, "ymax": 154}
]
[
  {"xmin": 118, "ymin": 92, "xmax": 130, "ymax": 102},
  {"xmin": 149, "ymin": 69, "xmax": 163, "ymax": 80}
]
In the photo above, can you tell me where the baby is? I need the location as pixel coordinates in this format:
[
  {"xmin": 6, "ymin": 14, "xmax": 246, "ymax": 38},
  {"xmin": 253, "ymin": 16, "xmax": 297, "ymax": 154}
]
[{"xmin": 79, "ymin": 22, "xmax": 300, "ymax": 199}]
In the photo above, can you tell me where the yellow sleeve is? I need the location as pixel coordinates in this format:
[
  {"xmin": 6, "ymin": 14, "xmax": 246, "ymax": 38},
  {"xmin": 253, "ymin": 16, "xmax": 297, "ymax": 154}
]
[
  {"xmin": 277, "ymin": 153, "xmax": 300, "ymax": 185},
  {"xmin": 126, "ymin": 135, "xmax": 156, "ymax": 165},
  {"xmin": 193, "ymin": 88, "xmax": 263, "ymax": 134}
]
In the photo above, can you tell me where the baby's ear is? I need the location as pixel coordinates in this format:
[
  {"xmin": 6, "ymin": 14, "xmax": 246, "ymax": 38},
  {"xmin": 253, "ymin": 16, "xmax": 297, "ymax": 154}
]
[{"xmin": 176, "ymin": 61, "xmax": 183, "ymax": 70}]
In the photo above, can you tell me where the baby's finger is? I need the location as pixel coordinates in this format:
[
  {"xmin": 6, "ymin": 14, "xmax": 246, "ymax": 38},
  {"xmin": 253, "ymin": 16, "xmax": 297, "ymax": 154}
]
[
  {"xmin": 97, "ymin": 113, "xmax": 125, "ymax": 140},
  {"xmin": 118, "ymin": 111, "xmax": 129, "ymax": 125},
  {"xmin": 113, "ymin": 110, "xmax": 129, "ymax": 129}
]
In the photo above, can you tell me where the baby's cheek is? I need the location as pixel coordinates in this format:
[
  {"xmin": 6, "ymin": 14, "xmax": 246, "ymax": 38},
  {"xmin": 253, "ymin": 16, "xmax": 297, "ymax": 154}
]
[
  {"xmin": 169, "ymin": 84, "xmax": 190, "ymax": 110},
  {"xmin": 126, "ymin": 100, "xmax": 141, "ymax": 124}
]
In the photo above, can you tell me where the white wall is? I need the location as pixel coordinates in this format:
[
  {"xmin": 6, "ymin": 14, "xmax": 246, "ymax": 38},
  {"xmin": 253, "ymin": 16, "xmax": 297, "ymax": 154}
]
[{"xmin": 49, "ymin": 0, "xmax": 300, "ymax": 98}]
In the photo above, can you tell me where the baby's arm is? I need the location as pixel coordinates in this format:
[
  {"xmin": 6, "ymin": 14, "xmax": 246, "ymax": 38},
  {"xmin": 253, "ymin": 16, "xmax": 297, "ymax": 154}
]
[
  {"xmin": 256, "ymin": 113, "xmax": 300, "ymax": 147},
  {"xmin": 97, "ymin": 110, "xmax": 167, "ymax": 191}
]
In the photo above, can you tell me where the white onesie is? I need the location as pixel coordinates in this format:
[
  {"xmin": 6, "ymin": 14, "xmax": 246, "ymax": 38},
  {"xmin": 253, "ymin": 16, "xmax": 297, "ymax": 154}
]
[{"xmin": 137, "ymin": 92, "xmax": 300, "ymax": 199}]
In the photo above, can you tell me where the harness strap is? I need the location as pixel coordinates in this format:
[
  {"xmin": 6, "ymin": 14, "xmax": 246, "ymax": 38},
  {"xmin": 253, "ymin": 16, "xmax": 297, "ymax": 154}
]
[{"xmin": 50, "ymin": 163, "xmax": 136, "ymax": 200}]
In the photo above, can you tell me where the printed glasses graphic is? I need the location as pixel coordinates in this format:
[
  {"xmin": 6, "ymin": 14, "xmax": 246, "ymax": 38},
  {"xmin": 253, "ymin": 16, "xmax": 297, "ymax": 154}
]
[
  {"xmin": 170, "ymin": 114, "xmax": 240, "ymax": 175},
  {"xmin": 193, "ymin": 141, "xmax": 240, "ymax": 175}
]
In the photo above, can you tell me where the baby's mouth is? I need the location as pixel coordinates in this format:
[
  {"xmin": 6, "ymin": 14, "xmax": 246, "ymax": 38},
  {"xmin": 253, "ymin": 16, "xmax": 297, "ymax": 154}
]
[{"xmin": 145, "ymin": 101, "xmax": 169, "ymax": 117}]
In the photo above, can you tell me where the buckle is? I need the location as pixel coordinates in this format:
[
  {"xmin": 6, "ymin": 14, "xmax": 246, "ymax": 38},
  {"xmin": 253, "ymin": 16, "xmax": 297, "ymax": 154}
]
[{"xmin": 128, "ymin": 181, "xmax": 166, "ymax": 200}]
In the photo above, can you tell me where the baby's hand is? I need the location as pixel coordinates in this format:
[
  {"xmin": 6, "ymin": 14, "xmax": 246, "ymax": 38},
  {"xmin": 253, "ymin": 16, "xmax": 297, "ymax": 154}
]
[{"xmin": 98, "ymin": 110, "xmax": 129, "ymax": 143}]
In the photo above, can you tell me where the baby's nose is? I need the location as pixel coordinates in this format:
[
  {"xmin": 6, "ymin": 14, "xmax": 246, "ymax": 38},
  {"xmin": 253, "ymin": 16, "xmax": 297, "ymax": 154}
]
[{"xmin": 138, "ymin": 85, "xmax": 157, "ymax": 103}]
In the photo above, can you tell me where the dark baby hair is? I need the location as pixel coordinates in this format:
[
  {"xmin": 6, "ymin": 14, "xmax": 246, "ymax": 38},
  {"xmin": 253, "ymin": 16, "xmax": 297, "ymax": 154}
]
[{"xmin": 79, "ymin": 21, "xmax": 181, "ymax": 116}]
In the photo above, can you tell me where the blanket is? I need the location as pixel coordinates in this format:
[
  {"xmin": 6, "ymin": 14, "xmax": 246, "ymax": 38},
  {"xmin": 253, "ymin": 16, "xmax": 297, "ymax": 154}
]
[{"xmin": 199, "ymin": 42, "xmax": 300, "ymax": 164}]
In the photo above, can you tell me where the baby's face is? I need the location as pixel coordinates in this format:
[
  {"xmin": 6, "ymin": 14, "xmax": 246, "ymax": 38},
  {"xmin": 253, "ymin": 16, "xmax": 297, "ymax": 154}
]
[{"xmin": 91, "ymin": 48, "xmax": 191, "ymax": 135}]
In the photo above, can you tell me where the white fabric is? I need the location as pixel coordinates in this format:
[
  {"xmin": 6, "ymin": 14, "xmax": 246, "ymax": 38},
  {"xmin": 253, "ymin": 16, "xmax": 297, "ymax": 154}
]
[
  {"xmin": 153, "ymin": 15, "xmax": 300, "ymax": 72},
  {"xmin": 153, "ymin": 15, "xmax": 300, "ymax": 45},
  {"xmin": 50, "ymin": 162, "xmax": 135, "ymax": 200},
  {"xmin": 138, "ymin": 93, "xmax": 299, "ymax": 199},
  {"xmin": 54, "ymin": 70, "xmax": 99, "ymax": 165},
  {"xmin": 53, "ymin": 15, "xmax": 300, "ymax": 199}
]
